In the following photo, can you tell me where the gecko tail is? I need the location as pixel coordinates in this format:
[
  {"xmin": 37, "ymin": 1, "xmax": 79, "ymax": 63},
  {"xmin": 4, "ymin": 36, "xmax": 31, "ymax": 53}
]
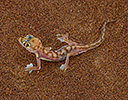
[{"xmin": 79, "ymin": 20, "xmax": 115, "ymax": 51}]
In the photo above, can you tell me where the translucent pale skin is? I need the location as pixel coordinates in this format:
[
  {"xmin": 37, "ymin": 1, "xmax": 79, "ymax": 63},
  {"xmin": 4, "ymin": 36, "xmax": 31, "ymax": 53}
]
[{"xmin": 19, "ymin": 21, "xmax": 114, "ymax": 73}]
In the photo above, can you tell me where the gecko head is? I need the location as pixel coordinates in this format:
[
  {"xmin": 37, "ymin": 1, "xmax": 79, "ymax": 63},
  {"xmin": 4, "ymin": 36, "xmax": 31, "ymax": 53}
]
[{"xmin": 19, "ymin": 34, "xmax": 42, "ymax": 53}]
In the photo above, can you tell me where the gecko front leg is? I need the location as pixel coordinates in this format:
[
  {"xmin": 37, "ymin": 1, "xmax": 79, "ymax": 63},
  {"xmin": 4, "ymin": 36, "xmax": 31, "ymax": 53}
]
[{"xmin": 25, "ymin": 57, "xmax": 41, "ymax": 73}]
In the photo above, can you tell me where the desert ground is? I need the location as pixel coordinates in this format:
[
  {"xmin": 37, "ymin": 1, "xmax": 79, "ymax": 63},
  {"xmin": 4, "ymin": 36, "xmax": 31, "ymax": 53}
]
[{"xmin": 0, "ymin": 0, "xmax": 127, "ymax": 99}]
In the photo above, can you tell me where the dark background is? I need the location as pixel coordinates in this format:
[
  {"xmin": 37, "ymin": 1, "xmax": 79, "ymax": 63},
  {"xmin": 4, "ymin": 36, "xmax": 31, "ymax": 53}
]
[{"xmin": 0, "ymin": 0, "xmax": 127, "ymax": 99}]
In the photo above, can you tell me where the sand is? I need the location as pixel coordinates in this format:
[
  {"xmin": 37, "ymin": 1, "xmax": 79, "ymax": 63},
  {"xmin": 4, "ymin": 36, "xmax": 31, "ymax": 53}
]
[{"xmin": 0, "ymin": 0, "xmax": 127, "ymax": 99}]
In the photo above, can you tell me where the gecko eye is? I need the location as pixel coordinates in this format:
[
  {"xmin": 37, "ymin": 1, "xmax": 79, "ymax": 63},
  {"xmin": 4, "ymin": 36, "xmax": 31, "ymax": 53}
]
[
  {"xmin": 23, "ymin": 42, "xmax": 30, "ymax": 47},
  {"xmin": 26, "ymin": 43, "xmax": 30, "ymax": 47},
  {"xmin": 23, "ymin": 43, "xmax": 26, "ymax": 46}
]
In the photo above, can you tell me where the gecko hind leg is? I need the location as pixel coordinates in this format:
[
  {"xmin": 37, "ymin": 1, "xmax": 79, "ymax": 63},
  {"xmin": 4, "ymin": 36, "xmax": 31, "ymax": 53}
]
[
  {"xmin": 56, "ymin": 33, "xmax": 78, "ymax": 45},
  {"xmin": 60, "ymin": 53, "xmax": 70, "ymax": 72},
  {"xmin": 60, "ymin": 50, "xmax": 79, "ymax": 72}
]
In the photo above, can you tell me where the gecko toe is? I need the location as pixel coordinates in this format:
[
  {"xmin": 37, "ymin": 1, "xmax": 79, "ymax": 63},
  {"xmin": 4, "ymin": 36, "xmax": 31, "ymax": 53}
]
[
  {"xmin": 57, "ymin": 38, "xmax": 64, "ymax": 42},
  {"xmin": 60, "ymin": 64, "xmax": 68, "ymax": 72},
  {"xmin": 60, "ymin": 64, "xmax": 65, "ymax": 70}
]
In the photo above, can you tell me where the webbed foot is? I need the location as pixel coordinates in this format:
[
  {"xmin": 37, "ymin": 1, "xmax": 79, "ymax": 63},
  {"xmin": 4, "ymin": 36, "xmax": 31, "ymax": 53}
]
[
  {"xmin": 60, "ymin": 64, "xmax": 69, "ymax": 72},
  {"xmin": 25, "ymin": 63, "xmax": 33, "ymax": 73}
]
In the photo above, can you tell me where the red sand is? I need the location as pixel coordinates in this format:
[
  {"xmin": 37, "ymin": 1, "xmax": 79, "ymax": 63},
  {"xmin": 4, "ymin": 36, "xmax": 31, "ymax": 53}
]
[{"xmin": 0, "ymin": 0, "xmax": 127, "ymax": 99}]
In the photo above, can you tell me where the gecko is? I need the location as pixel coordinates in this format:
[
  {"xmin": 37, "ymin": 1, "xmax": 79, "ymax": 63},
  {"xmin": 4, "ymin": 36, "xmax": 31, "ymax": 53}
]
[{"xmin": 19, "ymin": 20, "xmax": 114, "ymax": 73}]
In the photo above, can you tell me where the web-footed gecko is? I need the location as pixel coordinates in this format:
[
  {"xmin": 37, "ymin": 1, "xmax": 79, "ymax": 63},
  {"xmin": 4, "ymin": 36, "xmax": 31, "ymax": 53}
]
[{"xmin": 19, "ymin": 20, "xmax": 114, "ymax": 73}]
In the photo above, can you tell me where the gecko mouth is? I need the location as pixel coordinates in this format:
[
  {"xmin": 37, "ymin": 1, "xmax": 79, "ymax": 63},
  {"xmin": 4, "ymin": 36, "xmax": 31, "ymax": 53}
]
[{"xmin": 19, "ymin": 37, "xmax": 23, "ymax": 44}]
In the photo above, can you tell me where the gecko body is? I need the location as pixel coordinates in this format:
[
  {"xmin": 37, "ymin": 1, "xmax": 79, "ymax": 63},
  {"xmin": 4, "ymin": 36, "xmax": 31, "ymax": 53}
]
[{"xmin": 19, "ymin": 21, "xmax": 114, "ymax": 73}]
